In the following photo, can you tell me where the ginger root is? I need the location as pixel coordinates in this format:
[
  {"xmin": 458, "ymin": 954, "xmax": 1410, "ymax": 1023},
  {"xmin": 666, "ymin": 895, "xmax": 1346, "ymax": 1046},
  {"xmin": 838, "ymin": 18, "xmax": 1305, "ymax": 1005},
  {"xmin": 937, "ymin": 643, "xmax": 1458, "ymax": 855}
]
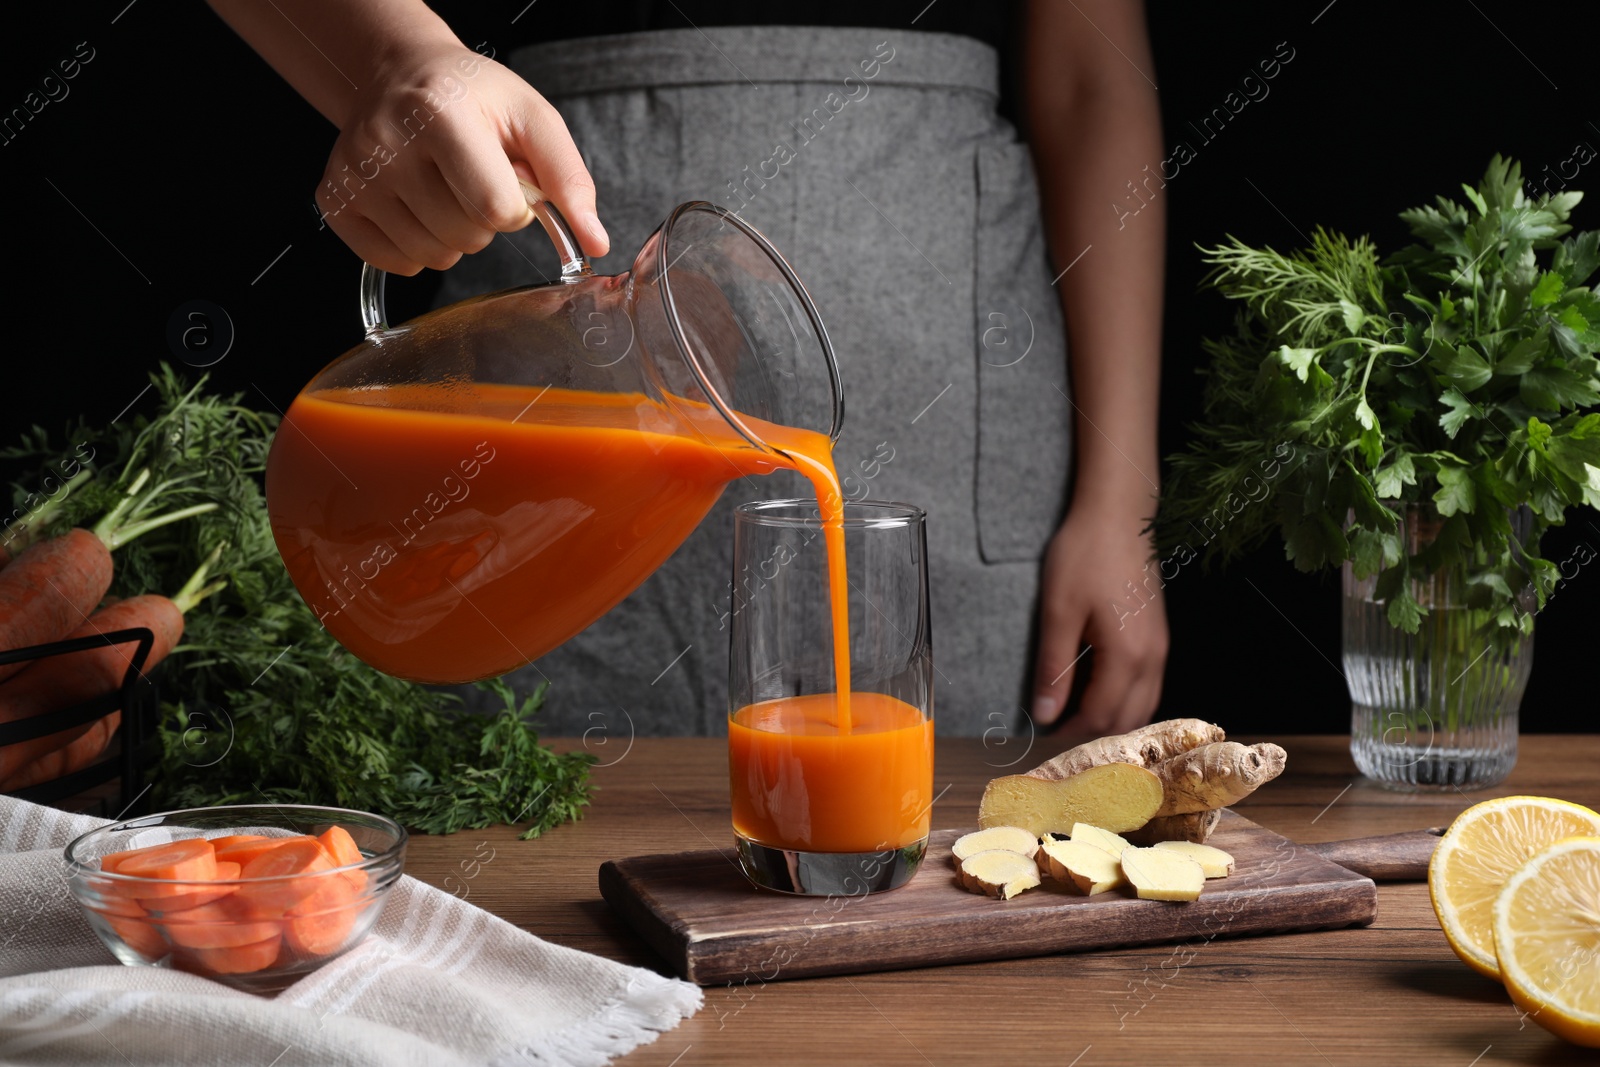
[
  {"xmin": 1152, "ymin": 742, "xmax": 1287, "ymax": 816},
  {"xmin": 1025, "ymin": 718, "xmax": 1226, "ymax": 782},
  {"xmin": 1038, "ymin": 838, "xmax": 1123, "ymax": 895},
  {"xmin": 1152, "ymin": 840, "xmax": 1235, "ymax": 878},
  {"xmin": 952, "ymin": 826, "xmax": 1038, "ymax": 863},
  {"xmin": 1120, "ymin": 847, "xmax": 1206, "ymax": 901},
  {"xmin": 1126, "ymin": 809, "xmax": 1222, "ymax": 845},
  {"xmin": 981, "ymin": 720, "xmax": 1285, "ymax": 849},
  {"xmin": 957, "ymin": 849, "xmax": 1041, "ymax": 899},
  {"xmin": 978, "ymin": 762, "xmax": 1162, "ymax": 837}
]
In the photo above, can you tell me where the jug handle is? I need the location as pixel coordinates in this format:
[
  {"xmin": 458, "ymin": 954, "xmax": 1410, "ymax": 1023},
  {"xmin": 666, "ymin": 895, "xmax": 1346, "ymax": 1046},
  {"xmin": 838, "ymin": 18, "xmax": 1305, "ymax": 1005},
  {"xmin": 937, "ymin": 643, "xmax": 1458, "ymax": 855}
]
[{"xmin": 359, "ymin": 181, "xmax": 593, "ymax": 336}]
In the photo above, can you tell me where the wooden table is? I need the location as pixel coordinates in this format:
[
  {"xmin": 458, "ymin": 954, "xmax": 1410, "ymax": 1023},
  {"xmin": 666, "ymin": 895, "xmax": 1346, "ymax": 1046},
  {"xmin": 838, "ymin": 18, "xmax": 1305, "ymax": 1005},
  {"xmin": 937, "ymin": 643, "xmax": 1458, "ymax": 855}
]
[{"xmin": 404, "ymin": 735, "xmax": 1598, "ymax": 1066}]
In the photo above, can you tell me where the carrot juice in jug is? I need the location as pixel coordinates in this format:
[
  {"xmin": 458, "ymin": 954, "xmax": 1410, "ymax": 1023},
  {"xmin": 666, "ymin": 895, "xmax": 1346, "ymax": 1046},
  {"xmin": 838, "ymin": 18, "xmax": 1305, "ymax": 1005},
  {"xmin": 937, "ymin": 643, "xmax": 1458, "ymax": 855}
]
[{"xmin": 266, "ymin": 380, "xmax": 852, "ymax": 696}]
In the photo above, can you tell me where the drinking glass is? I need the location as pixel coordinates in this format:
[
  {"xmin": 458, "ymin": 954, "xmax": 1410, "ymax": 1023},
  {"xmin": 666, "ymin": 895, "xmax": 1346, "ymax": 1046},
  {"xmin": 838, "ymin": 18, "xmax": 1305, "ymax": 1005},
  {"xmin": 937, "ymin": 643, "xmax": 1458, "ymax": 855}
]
[{"xmin": 728, "ymin": 500, "xmax": 934, "ymax": 895}]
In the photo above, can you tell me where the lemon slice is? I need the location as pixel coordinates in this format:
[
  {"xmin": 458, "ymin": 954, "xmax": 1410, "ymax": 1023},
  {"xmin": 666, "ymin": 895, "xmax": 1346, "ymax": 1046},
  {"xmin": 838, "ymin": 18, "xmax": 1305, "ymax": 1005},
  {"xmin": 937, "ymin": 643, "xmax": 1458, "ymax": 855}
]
[
  {"xmin": 1428, "ymin": 796, "xmax": 1600, "ymax": 979},
  {"xmin": 1492, "ymin": 836, "xmax": 1600, "ymax": 1047}
]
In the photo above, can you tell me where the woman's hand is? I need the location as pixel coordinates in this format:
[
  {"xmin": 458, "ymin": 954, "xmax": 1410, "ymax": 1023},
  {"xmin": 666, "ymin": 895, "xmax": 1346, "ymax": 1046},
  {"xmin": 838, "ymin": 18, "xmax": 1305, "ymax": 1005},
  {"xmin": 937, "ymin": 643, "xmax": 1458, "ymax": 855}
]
[
  {"xmin": 205, "ymin": 0, "xmax": 608, "ymax": 275},
  {"xmin": 317, "ymin": 44, "xmax": 608, "ymax": 275},
  {"xmin": 1030, "ymin": 502, "xmax": 1168, "ymax": 736}
]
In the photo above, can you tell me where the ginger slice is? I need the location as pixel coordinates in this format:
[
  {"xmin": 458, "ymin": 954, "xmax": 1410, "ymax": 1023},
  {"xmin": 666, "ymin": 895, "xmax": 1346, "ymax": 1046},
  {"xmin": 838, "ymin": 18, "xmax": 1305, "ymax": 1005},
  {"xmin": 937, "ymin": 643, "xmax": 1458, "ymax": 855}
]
[
  {"xmin": 978, "ymin": 762, "xmax": 1163, "ymax": 837},
  {"xmin": 1070, "ymin": 823, "xmax": 1133, "ymax": 859},
  {"xmin": 952, "ymin": 826, "xmax": 1039, "ymax": 863},
  {"xmin": 957, "ymin": 849, "xmax": 1041, "ymax": 899},
  {"xmin": 1152, "ymin": 840, "xmax": 1235, "ymax": 878},
  {"xmin": 1038, "ymin": 838, "xmax": 1124, "ymax": 895},
  {"xmin": 1121, "ymin": 846, "xmax": 1206, "ymax": 901}
]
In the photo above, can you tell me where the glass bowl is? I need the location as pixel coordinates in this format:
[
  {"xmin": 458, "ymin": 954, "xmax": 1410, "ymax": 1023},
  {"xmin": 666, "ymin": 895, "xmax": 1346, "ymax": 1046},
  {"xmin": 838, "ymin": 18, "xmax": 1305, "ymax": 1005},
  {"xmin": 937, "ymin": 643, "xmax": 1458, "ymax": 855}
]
[{"xmin": 65, "ymin": 804, "xmax": 406, "ymax": 993}]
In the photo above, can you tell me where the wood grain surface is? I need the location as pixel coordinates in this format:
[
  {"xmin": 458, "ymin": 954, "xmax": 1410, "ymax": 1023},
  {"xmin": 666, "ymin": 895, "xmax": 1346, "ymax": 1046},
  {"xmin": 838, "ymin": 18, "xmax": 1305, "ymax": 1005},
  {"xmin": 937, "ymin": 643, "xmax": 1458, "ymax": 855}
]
[
  {"xmin": 600, "ymin": 812, "xmax": 1376, "ymax": 984},
  {"xmin": 403, "ymin": 735, "xmax": 1600, "ymax": 1066}
]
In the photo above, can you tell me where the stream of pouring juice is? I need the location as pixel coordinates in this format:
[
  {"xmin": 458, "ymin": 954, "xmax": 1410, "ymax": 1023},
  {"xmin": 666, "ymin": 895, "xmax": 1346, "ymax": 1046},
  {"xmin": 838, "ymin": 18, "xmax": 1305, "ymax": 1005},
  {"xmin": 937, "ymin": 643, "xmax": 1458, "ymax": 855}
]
[{"xmin": 266, "ymin": 382, "xmax": 853, "ymax": 711}]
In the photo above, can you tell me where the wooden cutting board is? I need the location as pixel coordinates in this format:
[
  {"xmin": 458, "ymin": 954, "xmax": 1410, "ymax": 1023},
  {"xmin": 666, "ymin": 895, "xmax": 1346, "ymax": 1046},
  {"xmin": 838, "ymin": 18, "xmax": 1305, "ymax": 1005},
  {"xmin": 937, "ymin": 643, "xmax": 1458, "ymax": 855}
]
[{"xmin": 599, "ymin": 810, "xmax": 1381, "ymax": 985}]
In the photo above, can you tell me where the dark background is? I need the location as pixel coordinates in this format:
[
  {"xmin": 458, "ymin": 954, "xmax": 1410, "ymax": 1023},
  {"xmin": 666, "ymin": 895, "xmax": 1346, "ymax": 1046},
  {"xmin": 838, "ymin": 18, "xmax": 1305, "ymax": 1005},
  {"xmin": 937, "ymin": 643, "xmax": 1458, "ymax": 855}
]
[{"xmin": 2, "ymin": 2, "xmax": 1593, "ymax": 734}]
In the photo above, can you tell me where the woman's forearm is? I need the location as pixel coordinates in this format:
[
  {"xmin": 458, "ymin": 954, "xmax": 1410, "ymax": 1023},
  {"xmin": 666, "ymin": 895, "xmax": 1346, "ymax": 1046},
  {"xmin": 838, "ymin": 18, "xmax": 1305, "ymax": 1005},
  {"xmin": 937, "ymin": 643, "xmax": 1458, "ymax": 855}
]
[
  {"xmin": 1023, "ymin": 0, "xmax": 1165, "ymax": 518},
  {"xmin": 205, "ymin": 0, "xmax": 462, "ymax": 128}
]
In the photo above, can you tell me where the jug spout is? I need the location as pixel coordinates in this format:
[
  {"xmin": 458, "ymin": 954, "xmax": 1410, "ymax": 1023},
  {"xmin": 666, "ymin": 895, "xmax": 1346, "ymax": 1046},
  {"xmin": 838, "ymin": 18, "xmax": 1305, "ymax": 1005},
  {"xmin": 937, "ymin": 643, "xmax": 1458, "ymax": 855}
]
[{"xmin": 627, "ymin": 202, "xmax": 842, "ymax": 458}]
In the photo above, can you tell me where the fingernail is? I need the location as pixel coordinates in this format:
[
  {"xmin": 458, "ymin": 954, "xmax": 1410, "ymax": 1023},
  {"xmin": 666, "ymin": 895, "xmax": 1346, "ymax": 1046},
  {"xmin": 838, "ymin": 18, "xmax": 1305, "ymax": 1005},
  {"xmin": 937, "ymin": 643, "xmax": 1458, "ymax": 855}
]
[
  {"xmin": 583, "ymin": 213, "xmax": 609, "ymax": 250},
  {"xmin": 1031, "ymin": 696, "xmax": 1058, "ymax": 723}
]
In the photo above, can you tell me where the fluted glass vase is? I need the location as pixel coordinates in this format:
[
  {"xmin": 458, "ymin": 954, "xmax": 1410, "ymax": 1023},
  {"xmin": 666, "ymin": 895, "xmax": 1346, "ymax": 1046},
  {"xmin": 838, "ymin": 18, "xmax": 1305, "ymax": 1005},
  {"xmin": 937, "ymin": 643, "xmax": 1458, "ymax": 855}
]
[{"xmin": 1343, "ymin": 505, "xmax": 1532, "ymax": 790}]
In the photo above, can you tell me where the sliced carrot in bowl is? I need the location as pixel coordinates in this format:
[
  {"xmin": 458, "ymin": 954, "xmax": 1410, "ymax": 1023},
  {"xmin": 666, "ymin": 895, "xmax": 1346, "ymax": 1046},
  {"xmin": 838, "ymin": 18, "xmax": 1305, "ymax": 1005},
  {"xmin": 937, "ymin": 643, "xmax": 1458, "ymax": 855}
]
[
  {"xmin": 234, "ymin": 838, "xmax": 333, "ymax": 914},
  {"xmin": 100, "ymin": 837, "xmax": 204, "ymax": 872},
  {"xmin": 318, "ymin": 826, "xmax": 369, "ymax": 892},
  {"xmin": 102, "ymin": 912, "xmax": 168, "ymax": 961},
  {"xmin": 85, "ymin": 895, "xmax": 168, "ymax": 960},
  {"xmin": 214, "ymin": 835, "xmax": 301, "ymax": 867},
  {"xmin": 317, "ymin": 826, "xmax": 362, "ymax": 866},
  {"xmin": 174, "ymin": 934, "xmax": 283, "ymax": 976},
  {"xmin": 99, "ymin": 850, "xmax": 137, "ymax": 873},
  {"xmin": 107, "ymin": 839, "xmax": 217, "ymax": 897},
  {"xmin": 82, "ymin": 816, "xmax": 394, "ymax": 980},
  {"xmin": 84, "ymin": 877, "xmax": 142, "ymax": 915},
  {"xmin": 207, "ymin": 834, "xmax": 268, "ymax": 852},
  {"xmin": 139, "ymin": 861, "xmax": 241, "ymax": 913},
  {"xmin": 161, "ymin": 897, "xmax": 281, "ymax": 950},
  {"xmin": 285, "ymin": 875, "xmax": 361, "ymax": 957}
]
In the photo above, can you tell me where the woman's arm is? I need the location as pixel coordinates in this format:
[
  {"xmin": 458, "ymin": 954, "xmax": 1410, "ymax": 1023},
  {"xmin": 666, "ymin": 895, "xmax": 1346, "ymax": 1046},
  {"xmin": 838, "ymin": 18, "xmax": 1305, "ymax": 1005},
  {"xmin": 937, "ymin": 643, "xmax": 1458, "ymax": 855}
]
[
  {"xmin": 1022, "ymin": 0, "xmax": 1168, "ymax": 734},
  {"xmin": 206, "ymin": 0, "xmax": 607, "ymax": 273}
]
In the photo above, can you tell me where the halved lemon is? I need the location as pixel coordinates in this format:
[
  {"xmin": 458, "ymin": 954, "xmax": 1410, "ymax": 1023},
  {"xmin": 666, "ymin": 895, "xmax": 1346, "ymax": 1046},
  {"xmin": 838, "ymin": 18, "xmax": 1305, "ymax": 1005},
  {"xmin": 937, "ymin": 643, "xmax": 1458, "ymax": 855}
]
[
  {"xmin": 1428, "ymin": 796, "xmax": 1600, "ymax": 979},
  {"xmin": 1492, "ymin": 836, "xmax": 1600, "ymax": 1047}
]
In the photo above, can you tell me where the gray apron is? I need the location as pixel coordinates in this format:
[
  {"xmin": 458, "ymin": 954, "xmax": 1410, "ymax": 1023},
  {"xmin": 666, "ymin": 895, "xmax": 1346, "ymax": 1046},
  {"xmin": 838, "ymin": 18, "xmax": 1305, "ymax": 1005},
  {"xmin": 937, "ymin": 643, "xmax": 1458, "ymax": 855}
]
[{"xmin": 439, "ymin": 26, "xmax": 1071, "ymax": 736}]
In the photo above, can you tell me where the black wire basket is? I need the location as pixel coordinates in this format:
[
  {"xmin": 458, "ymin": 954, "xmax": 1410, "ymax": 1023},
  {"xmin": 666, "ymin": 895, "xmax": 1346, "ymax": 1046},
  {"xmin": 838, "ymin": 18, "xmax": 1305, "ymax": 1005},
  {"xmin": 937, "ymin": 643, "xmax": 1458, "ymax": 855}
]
[{"xmin": 0, "ymin": 627, "xmax": 159, "ymax": 816}]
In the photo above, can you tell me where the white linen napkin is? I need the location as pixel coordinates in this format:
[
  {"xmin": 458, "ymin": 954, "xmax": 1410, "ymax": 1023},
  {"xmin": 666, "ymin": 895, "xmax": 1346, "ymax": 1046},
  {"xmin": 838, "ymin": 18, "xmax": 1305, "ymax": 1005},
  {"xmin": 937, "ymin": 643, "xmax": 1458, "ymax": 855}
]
[{"xmin": 0, "ymin": 795, "xmax": 701, "ymax": 1066}]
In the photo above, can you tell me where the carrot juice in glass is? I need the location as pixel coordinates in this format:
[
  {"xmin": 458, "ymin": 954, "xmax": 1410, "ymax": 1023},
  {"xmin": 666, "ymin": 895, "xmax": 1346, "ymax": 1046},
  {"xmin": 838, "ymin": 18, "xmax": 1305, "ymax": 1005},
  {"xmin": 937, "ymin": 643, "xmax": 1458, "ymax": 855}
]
[{"xmin": 728, "ymin": 500, "xmax": 933, "ymax": 895}]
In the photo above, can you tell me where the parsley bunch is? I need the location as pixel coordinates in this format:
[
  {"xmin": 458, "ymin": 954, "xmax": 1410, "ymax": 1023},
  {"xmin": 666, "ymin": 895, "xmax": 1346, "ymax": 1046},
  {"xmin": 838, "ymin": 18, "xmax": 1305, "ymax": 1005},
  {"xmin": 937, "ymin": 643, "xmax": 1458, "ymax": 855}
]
[
  {"xmin": 1156, "ymin": 156, "xmax": 1600, "ymax": 634},
  {"xmin": 4, "ymin": 365, "xmax": 593, "ymax": 837}
]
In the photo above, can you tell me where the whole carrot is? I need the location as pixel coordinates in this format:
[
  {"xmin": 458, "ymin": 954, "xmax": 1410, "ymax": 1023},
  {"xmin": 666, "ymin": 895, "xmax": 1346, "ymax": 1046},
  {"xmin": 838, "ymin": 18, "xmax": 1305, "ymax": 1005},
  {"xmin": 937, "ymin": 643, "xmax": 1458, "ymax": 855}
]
[
  {"xmin": 0, "ymin": 709, "xmax": 120, "ymax": 791},
  {"xmin": 0, "ymin": 598, "xmax": 179, "ymax": 781},
  {"xmin": 0, "ymin": 468, "xmax": 90, "ymax": 578},
  {"xmin": 0, "ymin": 466, "xmax": 217, "ymax": 683},
  {"xmin": 0, "ymin": 549, "xmax": 224, "ymax": 783},
  {"xmin": 0, "ymin": 529, "xmax": 114, "ymax": 685}
]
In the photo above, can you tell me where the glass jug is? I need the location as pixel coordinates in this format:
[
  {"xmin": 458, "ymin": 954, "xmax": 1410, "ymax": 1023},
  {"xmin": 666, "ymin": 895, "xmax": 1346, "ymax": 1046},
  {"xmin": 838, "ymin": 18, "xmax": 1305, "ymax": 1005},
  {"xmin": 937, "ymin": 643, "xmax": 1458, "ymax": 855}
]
[{"xmin": 264, "ymin": 190, "xmax": 842, "ymax": 684}]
